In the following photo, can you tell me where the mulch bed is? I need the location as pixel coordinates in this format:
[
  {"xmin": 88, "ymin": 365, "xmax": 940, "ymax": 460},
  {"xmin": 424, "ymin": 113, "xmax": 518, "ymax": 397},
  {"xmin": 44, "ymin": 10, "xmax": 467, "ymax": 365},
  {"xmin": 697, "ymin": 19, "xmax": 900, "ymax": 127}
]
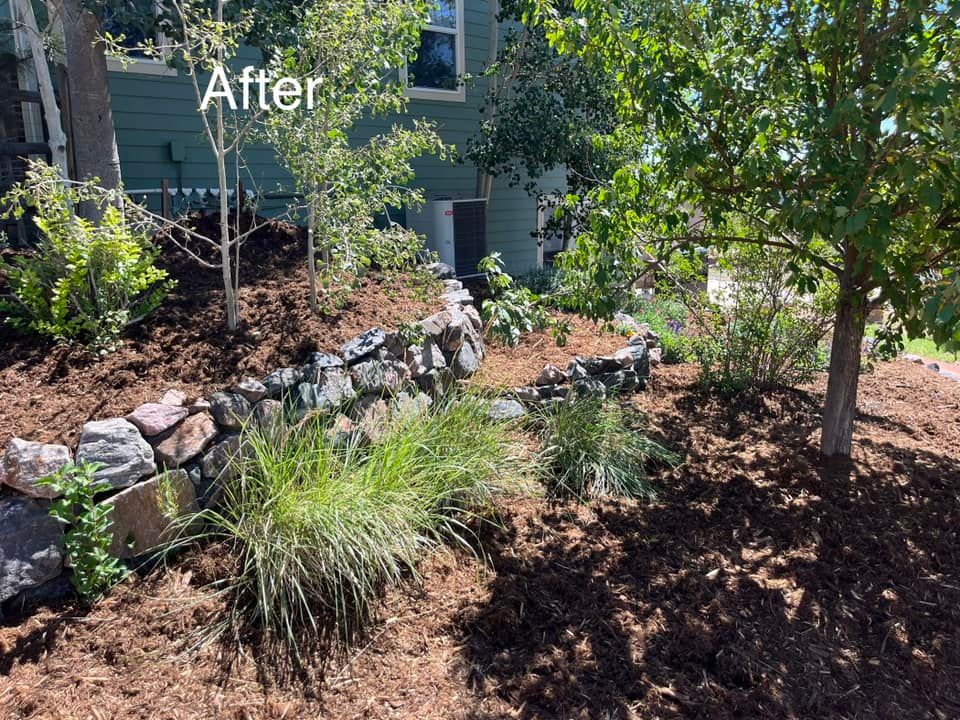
[
  {"xmin": 473, "ymin": 313, "xmax": 627, "ymax": 389},
  {"xmin": 0, "ymin": 219, "xmax": 442, "ymax": 449},
  {"xmin": 3, "ymin": 359, "xmax": 959, "ymax": 719}
]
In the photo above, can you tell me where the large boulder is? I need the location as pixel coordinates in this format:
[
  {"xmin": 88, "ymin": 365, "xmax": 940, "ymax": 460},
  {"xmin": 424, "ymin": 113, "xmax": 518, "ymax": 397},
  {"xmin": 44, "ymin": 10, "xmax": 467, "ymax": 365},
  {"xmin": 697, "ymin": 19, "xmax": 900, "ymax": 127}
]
[
  {"xmin": 159, "ymin": 389, "xmax": 188, "ymax": 407},
  {"xmin": 420, "ymin": 309, "xmax": 454, "ymax": 340},
  {"xmin": 2, "ymin": 438, "xmax": 72, "ymax": 499},
  {"xmin": 0, "ymin": 497, "xmax": 63, "ymax": 602},
  {"xmin": 488, "ymin": 398, "xmax": 525, "ymax": 421},
  {"xmin": 535, "ymin": 365, "xmax": 567, "ymax": 386},
  {"xmin": 301, "ymin": 353, "xmax": 345, "ymax": 383},
  {"xmin": 350, "ymin": 359, "xmax": 410, "ymax": 395},
  {"xmin": 76, "ymin": 418, "xmax": 156, "ymax": 489},
  {"xmin": 153, "ymin": 413, "xmax": 218, "ymax": 468},
  {"xmin": 251, "ymin": 398, "xmax": 285, "ymax": 436},
  {"xmin": 208, "ymin": 392, "xmax": 253, "ymax": 431},
  {"xmin": 462, "ymin": 303, "xmax": 483, "ymax": 332},
  {"xmin": 293, "ymin": 375, "xmax": 355, "ymax": 418},
  {"xmin": 126, "ymin": 403, "xmax": 189, "ymax": 437},
  {"xmin": 341, "ymin": 328, "xmax": 387, "ymax": 365},
  {"xmin": 404, "ymin": 339, "xmax": 446, "ymax": 379},
  {"xmin": 233, "ymin": 377, "xmax": 267, "ymax": 403},
  {"xmin": 262, "ymin": 367, "xmax": 303, "ymax": 399},
  {"xmin": 200, "ymin": 435, "xmax": 244, "ymax": 482},
  {"xmin": 450, "ymin": 341, "xmax": 481, "ymax": 379},
  {"xmin": 102, "ymin": 470, "xmax": 198, "ymax": 559}
]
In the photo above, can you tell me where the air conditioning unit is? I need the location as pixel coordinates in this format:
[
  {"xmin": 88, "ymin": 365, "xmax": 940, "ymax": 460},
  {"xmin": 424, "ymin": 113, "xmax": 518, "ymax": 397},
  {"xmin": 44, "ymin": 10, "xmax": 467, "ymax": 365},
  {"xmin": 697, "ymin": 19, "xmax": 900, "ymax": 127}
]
[{"xmin": 407, "ymin": 198, "xmax": 487, "ymax": 277}]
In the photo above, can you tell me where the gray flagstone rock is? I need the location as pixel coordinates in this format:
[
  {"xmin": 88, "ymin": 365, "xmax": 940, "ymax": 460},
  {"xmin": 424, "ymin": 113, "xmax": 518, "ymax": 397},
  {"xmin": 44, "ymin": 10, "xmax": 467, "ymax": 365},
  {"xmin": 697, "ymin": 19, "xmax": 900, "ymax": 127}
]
[{"xmin": 76, "ymin": 418, "xmax": 157, "ymax": 489}]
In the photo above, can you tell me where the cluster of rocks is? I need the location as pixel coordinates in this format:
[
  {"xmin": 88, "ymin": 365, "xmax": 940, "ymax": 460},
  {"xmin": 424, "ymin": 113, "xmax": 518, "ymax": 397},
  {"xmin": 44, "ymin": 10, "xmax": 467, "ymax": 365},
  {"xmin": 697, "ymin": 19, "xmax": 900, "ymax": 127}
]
[
  {"xmin": 902, "ymin": 354, "xmax": 960, "ymax": 384},
  {"xmin": 491, "ymin": 312, "xmax": 663, "ymax": 420},
  {"xmin": 0, "ymin": 281, "xmax": 485, "ymax": 608}
]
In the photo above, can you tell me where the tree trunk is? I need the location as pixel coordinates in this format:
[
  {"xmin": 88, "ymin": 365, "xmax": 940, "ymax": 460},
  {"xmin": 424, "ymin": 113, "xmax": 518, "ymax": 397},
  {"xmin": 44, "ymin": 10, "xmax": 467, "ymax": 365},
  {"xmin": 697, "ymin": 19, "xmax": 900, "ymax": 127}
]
[
  {"xmin": 59, "ymin": 0, "xmax": 122, "ymax": 197},
  {"xmin": 307, "ymin": 195, "xmax": 317, "ymax": 313},
  {"xmin": 12, "ymin": 0, "xmax": 69, "ymax": 177},
  {"xmin": 820, "ymin": 290, "xmax": 868, "ymax": 457}
]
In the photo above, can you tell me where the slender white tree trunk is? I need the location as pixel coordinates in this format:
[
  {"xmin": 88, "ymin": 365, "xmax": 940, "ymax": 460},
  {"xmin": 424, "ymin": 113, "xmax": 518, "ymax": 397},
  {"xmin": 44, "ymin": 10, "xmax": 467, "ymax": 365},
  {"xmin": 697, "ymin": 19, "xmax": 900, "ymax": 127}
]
[
  {"xmin": 307, "ymin": 193, "xmax": 317, "ymax": 312},
  {"xmin": 12, "ymin": 0, "xmax": 68, "ymax": 177}
]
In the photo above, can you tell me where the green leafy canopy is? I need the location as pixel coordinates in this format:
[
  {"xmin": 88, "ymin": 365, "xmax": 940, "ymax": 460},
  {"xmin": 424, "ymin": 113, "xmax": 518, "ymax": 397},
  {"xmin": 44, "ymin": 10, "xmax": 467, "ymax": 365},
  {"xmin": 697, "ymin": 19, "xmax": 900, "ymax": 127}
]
[{"xmin": 534, "ymin": 0, "xmax": 960, "ymax": 351}]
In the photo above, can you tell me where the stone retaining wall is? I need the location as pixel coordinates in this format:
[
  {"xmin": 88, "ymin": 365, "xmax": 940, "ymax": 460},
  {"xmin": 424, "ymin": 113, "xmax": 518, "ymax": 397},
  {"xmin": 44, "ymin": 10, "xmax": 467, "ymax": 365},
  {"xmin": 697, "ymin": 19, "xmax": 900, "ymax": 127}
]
[{"xmin": 0, "ymin": 283, "xmax": 659, "ymax": 610}]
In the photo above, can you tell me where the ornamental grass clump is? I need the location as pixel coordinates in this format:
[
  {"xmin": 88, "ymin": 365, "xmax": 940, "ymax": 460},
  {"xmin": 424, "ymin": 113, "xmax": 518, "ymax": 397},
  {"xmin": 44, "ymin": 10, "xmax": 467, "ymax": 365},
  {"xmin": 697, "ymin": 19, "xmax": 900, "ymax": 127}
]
[
  {"xmin": 538, "ymin": 397, "xmax": 678, "ymax": 500},
  {"xmin": 186, "ymin": 393, "xmax": 521, "ymax": 664}
]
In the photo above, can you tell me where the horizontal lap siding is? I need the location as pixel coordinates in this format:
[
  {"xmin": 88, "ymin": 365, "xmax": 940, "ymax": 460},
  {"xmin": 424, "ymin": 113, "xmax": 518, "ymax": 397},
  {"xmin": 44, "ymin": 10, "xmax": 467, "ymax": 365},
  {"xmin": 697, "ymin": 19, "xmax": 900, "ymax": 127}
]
[{"xmin": 105, "ymin": 0, "xmax": 564, "ymax": 273}]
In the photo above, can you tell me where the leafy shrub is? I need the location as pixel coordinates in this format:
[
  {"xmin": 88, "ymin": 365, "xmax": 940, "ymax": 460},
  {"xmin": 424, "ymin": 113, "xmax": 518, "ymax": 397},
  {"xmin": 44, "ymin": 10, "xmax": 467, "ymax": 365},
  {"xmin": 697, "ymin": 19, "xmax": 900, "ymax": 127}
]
[
  {"xmin": 39, "ymin": 462, "xmax": 129, "ymax": 599},
  {"xmin": 627, "ymin": 294, "xmax": 693, "ymax": 363},
  {"xmin": 0, "ymin": 160, "xmax": 172, "ymax": 349},
  {"xmin": 693, "ymin": 245, "xmax": 833, "ymax": 393},
  {"xmin": 479, "ymin": 253, "xmax": 567, "ymax": 346},
  {"xmin": 515, "ymin": 265, "xmax": 564, "ymax": 296},
  {"xmin": 538, "ymin": 397, "xmax": 678, "ymax": 500},
  {"xmin": 185, "ymin": 393, "xmax": 521, "ymax": 662}
]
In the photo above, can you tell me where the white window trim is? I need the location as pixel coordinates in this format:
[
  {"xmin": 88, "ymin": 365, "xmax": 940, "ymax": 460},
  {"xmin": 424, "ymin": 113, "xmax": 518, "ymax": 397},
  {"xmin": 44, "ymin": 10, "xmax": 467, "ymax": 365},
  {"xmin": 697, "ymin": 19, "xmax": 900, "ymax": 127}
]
[
  {"xmin": 106, "ymin": 56, "xmax": 177, "ymax": 76},
  {"xmin": 400, "ymin": 0, "xmax": 465, "ymax": 103}
]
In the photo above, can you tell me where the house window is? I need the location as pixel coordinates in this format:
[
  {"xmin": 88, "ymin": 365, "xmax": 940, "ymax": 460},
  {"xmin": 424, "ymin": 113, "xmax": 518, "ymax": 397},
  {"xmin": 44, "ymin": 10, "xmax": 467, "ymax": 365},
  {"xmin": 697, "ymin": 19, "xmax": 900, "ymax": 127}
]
[
  {"xmin": 402, "ymin": 0, "xmax": 465, "ymax": 102},
  {"xmin": 102, "ymin": 0, "xmax": 176, "ymax": 76}
]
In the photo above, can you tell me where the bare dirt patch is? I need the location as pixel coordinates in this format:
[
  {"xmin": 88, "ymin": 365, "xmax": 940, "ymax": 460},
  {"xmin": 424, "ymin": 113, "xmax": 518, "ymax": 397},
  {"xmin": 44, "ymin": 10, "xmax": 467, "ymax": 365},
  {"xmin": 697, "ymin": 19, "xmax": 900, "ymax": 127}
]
[{"xmin": 3, "ymin": 359, "xmax": 958, "ymax": 719}]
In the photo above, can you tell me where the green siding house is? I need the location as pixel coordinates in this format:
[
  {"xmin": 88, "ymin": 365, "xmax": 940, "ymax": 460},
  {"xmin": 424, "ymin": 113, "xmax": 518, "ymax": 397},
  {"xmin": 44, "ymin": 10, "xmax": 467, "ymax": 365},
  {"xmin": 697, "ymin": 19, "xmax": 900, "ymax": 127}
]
[{"xmin": 1, "ymin": 0, "xmax": 564, "ymax": 275}]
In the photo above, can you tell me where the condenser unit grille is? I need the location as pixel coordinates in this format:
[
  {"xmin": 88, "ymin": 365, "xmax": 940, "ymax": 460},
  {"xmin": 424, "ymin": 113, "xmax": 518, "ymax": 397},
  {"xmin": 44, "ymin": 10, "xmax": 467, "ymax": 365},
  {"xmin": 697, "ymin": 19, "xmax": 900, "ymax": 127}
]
[{"xmin": 452, "ymin": 200, "xmax": 487, "ymax": 276}]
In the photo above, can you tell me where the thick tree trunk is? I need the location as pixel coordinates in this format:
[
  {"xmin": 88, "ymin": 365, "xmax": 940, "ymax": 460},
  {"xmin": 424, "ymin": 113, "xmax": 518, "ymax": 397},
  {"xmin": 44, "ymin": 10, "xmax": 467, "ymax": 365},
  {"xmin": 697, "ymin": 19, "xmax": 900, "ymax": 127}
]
[
  {"xmin": 59, "ymin": 0, "xmax": 122, "ymax": 196},
  {"xmin": 820, "ymin": 290, "xmax": 868, "ymax": 457}
]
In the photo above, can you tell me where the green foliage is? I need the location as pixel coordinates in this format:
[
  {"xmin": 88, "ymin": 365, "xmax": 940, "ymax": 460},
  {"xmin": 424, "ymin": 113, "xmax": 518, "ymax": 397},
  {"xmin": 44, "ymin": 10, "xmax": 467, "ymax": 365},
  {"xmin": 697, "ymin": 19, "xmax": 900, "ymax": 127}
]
[
  {"xmin": 479, "ymin": 253, "xmax": 567, "ymax": 346},
  {"xmin": 626, "ymin": 294, "xmax": 692, "ymax": 364},
  {"xmin": 692, "ymin": 246, "xmax": 834, "ymax": 393},
  {"xmin": 182, "ymin": 393, "xmax": 521, "ymax": 662},
  {"xmin": 537, "ymin": 397, "xmax": 678, "ymax": 500},
  {"xmin": 535, "ymin": 0, "xmax": 960, "ymax": 452},
  {"xmin": 467, "ymin": 0, "xmax": 620, "ymax": 200},
  {"xmin": 0, "ymin": 161, "xmax": 172, "ymax": 349},
  {"xmin": 265, "ymin": 0, "xmax": 449, "ymax": 306},
  {"xmin": 38, "ymin": 462, "xmax": 129, "ymax": 600}
]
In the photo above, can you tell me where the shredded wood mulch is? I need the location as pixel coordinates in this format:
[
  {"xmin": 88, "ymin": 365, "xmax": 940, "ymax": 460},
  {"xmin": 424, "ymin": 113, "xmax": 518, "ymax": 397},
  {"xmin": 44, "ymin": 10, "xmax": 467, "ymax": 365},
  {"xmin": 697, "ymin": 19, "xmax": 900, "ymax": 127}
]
[
  {"xmin": 3, "ymin": 358, "xmax": 959, "ymax": 719},
  {"xmin": 473, "ymin": 314, "xmax": 627, "ymax": 390},
  {"xmin": 0, "ymin": 219, "xmax": 442, "ymax": 449}
]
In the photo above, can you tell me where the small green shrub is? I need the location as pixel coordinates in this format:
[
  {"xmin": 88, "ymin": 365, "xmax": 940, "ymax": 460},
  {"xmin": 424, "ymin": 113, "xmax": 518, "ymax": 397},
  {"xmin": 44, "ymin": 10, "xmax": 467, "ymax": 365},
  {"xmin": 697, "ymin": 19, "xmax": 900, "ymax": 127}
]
[
  {"xmin": 479, "ymin": 253, "xmax": 568, "ymax": 346},
  {"xmin": 39, "ymin": 462, "xmax": 129, "ymax": 599},
  {"xmin": 538, "ymin": 397, "xmax": 678, "ymax": 500},
  {"xmin": 0, "ymin": 160, "xmax": 173, "ymax": 350},
  {"xmin": 185, "ymin": 393, "xmax": 521, "ymax": 662},
  {"xmin": 515, "ymin": 265, "xmax": 563, "ymax": 296},
  {"xmin": 692, "ymin": 245, "xmax": 833, "ymax": 393}
]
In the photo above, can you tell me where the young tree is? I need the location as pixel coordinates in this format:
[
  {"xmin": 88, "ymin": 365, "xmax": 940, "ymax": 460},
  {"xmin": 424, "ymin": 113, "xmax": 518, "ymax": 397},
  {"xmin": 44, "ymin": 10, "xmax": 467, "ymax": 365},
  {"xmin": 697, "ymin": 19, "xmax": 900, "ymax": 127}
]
[
  {"xmin": 536, "ymin": 0, "xmax": 960, "ymax": 456},
  {"xmin": 105, "ymin": 0, "xmax": 270, "ymax": 331},
  {"xmin": 265, "ymin": 0, "xmax": 447, "ymax": 313}
]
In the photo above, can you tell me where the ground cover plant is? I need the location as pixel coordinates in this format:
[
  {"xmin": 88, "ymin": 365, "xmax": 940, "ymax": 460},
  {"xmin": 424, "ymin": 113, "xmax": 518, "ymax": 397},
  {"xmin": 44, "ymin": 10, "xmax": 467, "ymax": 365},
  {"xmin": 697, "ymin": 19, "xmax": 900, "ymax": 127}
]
[
  {"xmin": 39, "ymin": 462, "xmax": 130, "ymax": 600},
  {"xmin": 182, "ymin": 392, "xmax": 523, "ymax": 665},
  {"xmin": 537, "ymin": 396, "xmax": 677, "ymax": 499}
]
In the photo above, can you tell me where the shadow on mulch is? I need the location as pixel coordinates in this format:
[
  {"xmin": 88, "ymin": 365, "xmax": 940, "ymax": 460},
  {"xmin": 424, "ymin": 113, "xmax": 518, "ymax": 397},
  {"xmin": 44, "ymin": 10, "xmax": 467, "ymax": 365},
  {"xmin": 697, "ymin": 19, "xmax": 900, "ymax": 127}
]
[{"xmin": 457, "ymin": 368, "xmax": 960, "ymax": 719}]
